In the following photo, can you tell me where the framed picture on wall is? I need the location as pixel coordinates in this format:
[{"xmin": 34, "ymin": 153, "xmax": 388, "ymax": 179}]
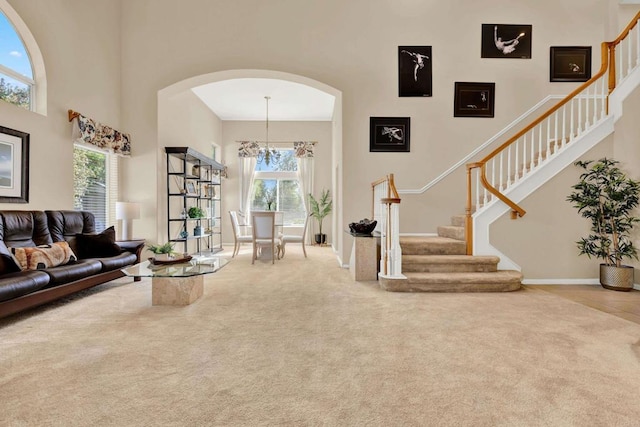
[
  {"xmin": 185, "ymin": 181, "xmax": 197, "ymax": 195},
  {"xmin": 481, "ymin": 24, "xmax": 532, "ymax": 58},
  {"xmin": 398, "ymin": 46, "xmax": 432, "ymax": 97},
  {"xmin": 550, "ymin": 46, "xmax": 592, "ymax": 82},
  {"xmin": 454, "ymin": 82, "xmax": 495, "ymax": 118},
  {"xmin": 369, "ymin": 117, "xmax": 410, "ymax": 152},
  {"xmin": 0, "ymin": 126, "xmax": 29, "ymax": 203}
]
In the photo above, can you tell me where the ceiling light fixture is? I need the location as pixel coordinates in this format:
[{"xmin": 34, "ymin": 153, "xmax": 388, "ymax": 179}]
[{"xmin": 258, "ymin": 96, "xmax": 281, "ymax": 167}]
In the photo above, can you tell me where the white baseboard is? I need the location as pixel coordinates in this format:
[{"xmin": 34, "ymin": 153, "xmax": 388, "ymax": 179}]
[{"xmin": 523, "ymin": 278, "xmax": 640, "ymax": 290}]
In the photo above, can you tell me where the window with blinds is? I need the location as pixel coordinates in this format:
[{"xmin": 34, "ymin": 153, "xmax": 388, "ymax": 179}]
[{"xmin": 73, "ymin": 145, "xmax": 118, "ymax": 231}]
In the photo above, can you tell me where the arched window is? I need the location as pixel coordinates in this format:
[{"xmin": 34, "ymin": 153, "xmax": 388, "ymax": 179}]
[{"xmin": 0, "ymin": 1, "xmax": 45, "ymax": 113}]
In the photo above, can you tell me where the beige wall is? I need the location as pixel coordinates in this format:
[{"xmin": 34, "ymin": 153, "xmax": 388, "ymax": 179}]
[
  {"xmin": 156, "ymin": 90, "xmax": 223, "ymax": 246},
  {"xmin": 2, "ymin": 0, "xmax": 639, "ymax": 280},
  {"xmin": 1, "ymin": 0, "xmax": 121, "ymax": 210},
  {"xmin": 220, "ymin": 120, "xmax": 332, "ymax": 245}
]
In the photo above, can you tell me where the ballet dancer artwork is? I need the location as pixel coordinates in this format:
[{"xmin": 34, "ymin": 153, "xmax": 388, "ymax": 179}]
[
  {"xmin": 370, "ymin": 117, "xmax": 411, "ymax": 152},
  {"xmin": 454, "ymin": 82, "xmax": 495, "ymax": 118},
  {"xmin": 550, "ymin": 46, "xmax": 592, "ymax": 82},
  {"xmin": 398, "ymin": 46, "xmax": 432, "ymax": 97},
  {"xmin": 481, "ymin": 24, "xmax": 532, "ymax": 59}
]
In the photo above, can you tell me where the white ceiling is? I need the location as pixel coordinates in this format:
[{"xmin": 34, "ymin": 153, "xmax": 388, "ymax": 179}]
[{"xmin": 191, "ymin": 78, "xmax": 336, "ymax": 121}]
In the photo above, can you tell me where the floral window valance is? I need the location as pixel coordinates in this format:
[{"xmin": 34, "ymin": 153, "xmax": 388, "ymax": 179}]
[
  {"xmin": 293, "ymin": 141, "xmax": 315, "ymax": 158},
  {"xmin": 68, "ymin": 110, "xmax": 131, "ymax": 156},
  {"xmin": 238, "ymin": 140, "xmax": 316, "ymax": 158}
]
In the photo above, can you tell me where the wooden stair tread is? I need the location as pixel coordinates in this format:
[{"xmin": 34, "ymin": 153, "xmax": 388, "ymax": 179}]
[{"xmin": 403, "ymin": 255, "xmax": 499, "ymax": 264}]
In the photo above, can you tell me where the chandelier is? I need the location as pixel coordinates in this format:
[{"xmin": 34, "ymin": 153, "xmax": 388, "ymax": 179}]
[{"xmin": 257, "ymin": 96, "xmax": 281, "ymax": 166}]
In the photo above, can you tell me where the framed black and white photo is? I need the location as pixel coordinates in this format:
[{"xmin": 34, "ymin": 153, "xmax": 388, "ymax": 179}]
[
  {"xmin": 398, "ymin": 46, "xmax": 432, "ymax": 97},
  {"xmin": 454, "ymin": 82, "xmax": 495, "ymax": 118},
  {"xmin": 370, "ymin": 117, "xmax": 410, "ymax": 152},
  {"xmin": 0, "ymin": 126, "xmax": 29, "ymax": 203},
  {"xmin": 481, "ymin": 24, "xmax": 532, "ymax": 59},
  {"xmin": 550, "ymin": 46, "xmax": 592, "ymax": 82},
  {"xmin": 185, "ymin": 181, "xmax": 196, "ymax": 195}
]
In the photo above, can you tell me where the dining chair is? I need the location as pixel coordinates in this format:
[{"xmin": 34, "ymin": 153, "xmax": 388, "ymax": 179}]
[
  {"xmin": 279, "ymin": 214, "xmax": 309, "ymax": 258},
  {"xmin": 229, "ymin": 210, "xmax": 252, "ymax": 257},
  {"xmin": 251, "ymin": 211, "xmax": 281, "ymax": 264}
]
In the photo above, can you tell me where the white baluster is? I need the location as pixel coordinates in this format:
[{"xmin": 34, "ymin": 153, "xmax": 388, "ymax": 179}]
[
  {"xmin": 628, "ymin": 32, "xmax": 633, "ymax": 76},
  {"xmin": 491, "ymin": 158, "xmax": 496, "ymax": 189},
  {"xmin": 514, "ymin": 138, "xmax": 520, "ymax": 182},
  {"xmin": 636, "ymin": 20, "xmax": 640, "ymax": 67},
  {"xmin": 577, "ymin": 93, "xmax": 583, "ymax": 135},
  {"xmin": 600, "ymin": 76, "xmax": 606, "ymax": 120},
  {"xmin": 546, "ymin": 116, "xmax": 551, "ymax": 160},
  {"xmin": 562, "ymin": 105, "xmax": 567, "ymax": 147},
  {"xmin": 537, "ymin": 123, "xmax": 543, "ymax": 166},
  {"xmin": 507, "ymin": 145, "xmax": 512, "ymax": 189},
  {"xmin": 554, "ymin": 111, "xmax": 559, "ymax": 154},
  {"xmin": 618, "ymin": 40, "xmax": 623, "ymax": 82},
  {"xmin": 530, "ymin": 129, "xmax": 535, "ymax": 171},
  {"xmin": 585, "ymin": 86, "xmax": 590, "ymax": 129},
  {"xmin": 499, "ymin": 152, "xmax": 504, "ymax": 191},
  {"xmin": 570, "ymin": 99, "xmax": 575, "ymax": 142},
  {"xmin": 475, "ymin": 168, "xmax": 481, "ymax": 209}
]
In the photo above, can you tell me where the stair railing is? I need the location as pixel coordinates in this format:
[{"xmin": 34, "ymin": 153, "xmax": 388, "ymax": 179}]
[
  {"xmin": 372, "ymin": 174, "xmax": 402, "ymax": 277},
  {"xmin": 465, "ymin": 11, "xmax": 640, "ymax": 256}
]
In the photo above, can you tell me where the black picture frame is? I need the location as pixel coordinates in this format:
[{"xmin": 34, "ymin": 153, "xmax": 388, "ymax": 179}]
[
  {"xmin": 481, "ymin": 24, "xmax": 532, "ymax": 59},
  {"xmin": 369, "ymin": 117, "xmax": 410, "ymax": 152},
  {"xmin": 0, "ymin": 126, "xmax": 29, "ymax": 203},
  {"xmin": 398, "ymin": 46, "xmax": 432, "ymax": 97},
  {"xmin": 550, "ymin": 46, "xmax": 592, "ymax": 82},
  {"xmin": 454, "ymin": 82, "xmax": 495, "ymax": 118}
]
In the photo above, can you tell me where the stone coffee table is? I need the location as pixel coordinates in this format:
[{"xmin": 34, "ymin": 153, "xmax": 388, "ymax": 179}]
[{"xmin": 122, "ymin": 256, "xmax": 228, "ymax": 306}]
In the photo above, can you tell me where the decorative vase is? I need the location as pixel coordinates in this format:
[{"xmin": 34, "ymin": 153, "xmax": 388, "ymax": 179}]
[
  {"xmin": 600, "ymin": 264, "xmax": 634, "ymax": 291},
  {"xmin": 193, "ymin": 225, "xmax": 203, "ymax": 236},
  {"xmin": 314, "ymin": 233, "xmax": 326, "ymax": 245},
  {"xmin": 179, "ymin": 230, "xmax": 189, "ymax": 239},
  {"xmin": 155, "ymin": 253, "xmax": 171, "ymax": 261}
]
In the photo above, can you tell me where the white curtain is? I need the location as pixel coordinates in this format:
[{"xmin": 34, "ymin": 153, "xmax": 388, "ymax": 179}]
[
  {"xmin": 238, "ymin": 141, "xmax": 261, "ymax": 216},
  {"xmin": 294, "ymin": 142, "xmax": 315, "ymax": 244},
  {"xmin": 239, "ymin": 156, "xmax": 257, "ymax": 216}
]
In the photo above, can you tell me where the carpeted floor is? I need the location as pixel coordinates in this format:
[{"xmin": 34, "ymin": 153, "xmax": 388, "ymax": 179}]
[{"xmin": 1, "ymin": 245, "xmax": 640, "ymax": 426}]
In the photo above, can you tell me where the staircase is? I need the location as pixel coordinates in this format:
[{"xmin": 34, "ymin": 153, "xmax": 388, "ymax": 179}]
[{"xmin": 379, "ymin": 215, "xmax": 522, "ymax": 292}]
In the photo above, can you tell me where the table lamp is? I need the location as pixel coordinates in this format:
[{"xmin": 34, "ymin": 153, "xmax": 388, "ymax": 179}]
[{"xmin": 115, "ymin": 201, "xmax": 140, "ymax": 240}]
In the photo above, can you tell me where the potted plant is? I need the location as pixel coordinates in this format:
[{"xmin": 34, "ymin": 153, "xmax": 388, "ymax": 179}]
[
  {"xmin": 264, "ymin": 188, "xmax": 276, "ymax": 211},
  {"xmin": 188, "ymin": 206, "xmax": 205, "ymax": 218},
  {"xmin": 309, "ymin": 188, "xmax": 332, "ymax": 245},
  {"xmin": 567, "ymin": 158, "xmax": 640, "ymax": 291},
  {"xmin": 147, "ymin": 242, "xmax": 176, "ymax": 261}
]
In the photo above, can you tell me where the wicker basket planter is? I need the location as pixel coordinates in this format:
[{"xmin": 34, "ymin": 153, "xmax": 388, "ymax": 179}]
[{"xmin": 600, "ymin": 264, "xmax": 634, "ymax": 292}]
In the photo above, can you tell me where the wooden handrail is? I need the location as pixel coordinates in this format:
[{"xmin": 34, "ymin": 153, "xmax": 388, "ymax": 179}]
[{"xmin": 464, "ymin": 10, "xmax": 640, "ymax": 255}]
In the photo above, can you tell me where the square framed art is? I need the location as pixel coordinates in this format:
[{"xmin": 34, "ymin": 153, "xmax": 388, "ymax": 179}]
[
  {"xmin": 398, "ymin": 46, "xmax": 432, "ymax": 97},
  {"xmin": 369, "ymin": 117, "xmax": 410, "ymax": 152},
  {"xmin": 481, "ymin": 24, "xmax": 532, "ymax": 59},
  {"xmin": 454, "ymin": 82, "xmax": 495, "ymax": 118},
  {"xmin": 550, "ymin": 46, "xmax": 592, "ymax": 82},
  {"xmin": 0, "ymin": 125, "xmax": 29, "ymax": 203}
]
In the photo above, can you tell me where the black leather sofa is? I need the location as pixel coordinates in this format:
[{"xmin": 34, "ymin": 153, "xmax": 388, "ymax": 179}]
[{"xmin": 0, "ymin": 210, "xmax": 143, "ymax": 319}]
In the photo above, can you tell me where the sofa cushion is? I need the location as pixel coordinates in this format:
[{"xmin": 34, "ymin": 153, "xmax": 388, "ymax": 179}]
[
  {"xmin": 0, "ymin": 270, "xmax": 51, "ymax": 302},
  {"xmin": 0, "ymin": 211, "xmax": 53, "ymax": 247},
  {"xmin": 9, "ymin": 241, "xmax": 77, "ymax": 271},
  {"xmin": 42, "ymin": 259, "xmax": 103, "ymax": 286},
  {"xmin": 94, "ymin": 251, "xmax": 138, "ymax": 272},
  {"xmin": 75, "ymin": 226, "xmax": 122, "ymax": 259}
]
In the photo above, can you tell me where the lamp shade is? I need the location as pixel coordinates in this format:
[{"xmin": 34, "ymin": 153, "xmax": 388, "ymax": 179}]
[
  {"xmin": 116, "ymin": 202, "xmax": 140, "ymax": 220},
  {"xmin": 115, "ymin": 202, "xmax": 140, "ymax": 240}
]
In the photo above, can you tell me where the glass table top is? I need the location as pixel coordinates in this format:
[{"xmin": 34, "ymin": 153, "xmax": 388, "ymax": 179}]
[{"xmin": 122, "ymin": 256, "xmax": 229, "ymax": 278}]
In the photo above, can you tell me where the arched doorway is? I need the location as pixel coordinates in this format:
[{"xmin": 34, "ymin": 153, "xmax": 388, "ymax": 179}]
[{"xmin": 157, "ymin": 69, "xmax": 343, "ymax": 260}]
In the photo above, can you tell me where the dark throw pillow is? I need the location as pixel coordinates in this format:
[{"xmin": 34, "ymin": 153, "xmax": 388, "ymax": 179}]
[
  {"xmin": 0, "ymin": 240, "xmax": 22, "ymax": 274},
  {"xmin": 75, "ymin": 226, "xmax": 122, "ymax": 259}
]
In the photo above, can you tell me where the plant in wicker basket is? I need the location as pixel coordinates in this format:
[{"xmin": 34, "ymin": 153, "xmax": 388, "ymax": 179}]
[{"xmin": 567, "ymin": 158, "xmax": 640, "ymax": 291}]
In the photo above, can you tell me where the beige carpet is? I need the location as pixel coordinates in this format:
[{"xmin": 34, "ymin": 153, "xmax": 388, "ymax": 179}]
[{"xmin": 1, "ymin": 245, "xmax": 640, "ymax": 426}]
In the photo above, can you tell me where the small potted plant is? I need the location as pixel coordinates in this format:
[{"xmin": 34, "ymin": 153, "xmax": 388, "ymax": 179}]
[
  {"xmin": 264, "ymin": 188, "xmax": 276, "ymax": 211},
  {"xmin": 147, "ymin": 242, "xmax": 176, "ymax": 261},
  {"xmin": 309, "ymin": 188, "xmax": 332, "ymax": 245},
  {"xmin": 567, "ymin": 158, "xmax": 640, "ymax": 291},
  {"xmin": 188, "ymin": 206, "xmax": 205, "ymax": 218}
]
